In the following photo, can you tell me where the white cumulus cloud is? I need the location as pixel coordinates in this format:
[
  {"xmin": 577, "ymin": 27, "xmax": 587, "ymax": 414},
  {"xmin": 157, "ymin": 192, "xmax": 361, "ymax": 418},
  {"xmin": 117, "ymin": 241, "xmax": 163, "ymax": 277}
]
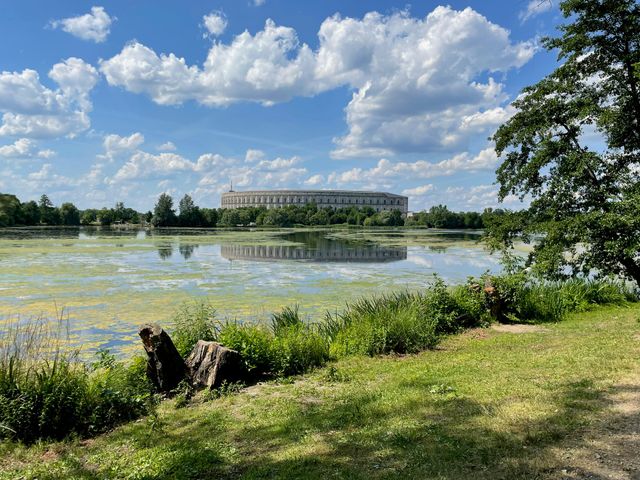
[
  {"xmin": 0, "ymin": 138, "xmax": 53, "ymax": 158},
  {"xmin": 304, "ymin": 174, "xmax": 324, "ymax": 186},
  {"xmin": 327, "ymin": 147, "xmax": 499, "ymax": 188},
  {"xmin": 51, "ymin": 6, "xmax": 114, "ymax": 43},
  {"xmin": 203, "ymin": 12, "xmax": 227, "ymax": 37},
  {"xmin": 99, "ymin": 7, "xmax": 534, "ymax": 157},
  {"xmin": 0, "ymin": 58, "xmax": 98, "ymax": 138},
  {"xmin": 102, "ymin": 132, "xmax": 144, "ymax": 160}
]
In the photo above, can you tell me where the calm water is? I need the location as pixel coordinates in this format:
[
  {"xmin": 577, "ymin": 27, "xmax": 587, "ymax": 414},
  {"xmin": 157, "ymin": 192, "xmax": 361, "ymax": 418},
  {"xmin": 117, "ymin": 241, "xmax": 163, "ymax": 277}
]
[{"xmin": 0, "ymin": 227, "xmax": 502, "ymax": 354}]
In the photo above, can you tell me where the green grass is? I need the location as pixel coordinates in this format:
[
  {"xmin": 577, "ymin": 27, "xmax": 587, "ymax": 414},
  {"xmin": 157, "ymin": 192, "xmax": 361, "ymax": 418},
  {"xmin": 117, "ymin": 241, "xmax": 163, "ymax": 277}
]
[
  {"xmin": 2, "ymin": 303, "xmax": 639, "ymax": 479},
  {"xmin": 0, "ymin": 318, "xmax": 154, "ymax": 444}
]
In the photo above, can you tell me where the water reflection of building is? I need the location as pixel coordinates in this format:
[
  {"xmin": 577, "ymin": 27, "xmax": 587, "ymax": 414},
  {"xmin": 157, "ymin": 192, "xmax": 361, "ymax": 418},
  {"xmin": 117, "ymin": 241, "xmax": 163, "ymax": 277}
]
[{"xmin": 220, "ymin": 244, "xmax": 407, "ymax": 263}]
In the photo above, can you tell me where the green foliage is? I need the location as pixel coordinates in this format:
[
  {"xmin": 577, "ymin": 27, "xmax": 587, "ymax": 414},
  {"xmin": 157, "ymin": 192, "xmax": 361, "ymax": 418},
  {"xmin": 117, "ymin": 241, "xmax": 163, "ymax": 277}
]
[
  {"xmin": 38, "ymin": 195, "xmax": 60, "ymax": 225},
  {"xmin": 0, "ymin": 319, "xmax": 154, "ymax": 443},
  {"xmin": 488, "ymin": 0, "xmax": 640, "ymax": 286},
  {"xmin": 0, "ymin": 194, "xmax": 22, "ymax": 227},
  {"xmin": 152, "ymin": 193, "xmax": 178, "ymax": 227},
  {"xmin": 170, "ymin": 301, "xmax": 218, "ymax": 357},
  {"xmin": 80, "ymin": 209, "xmax": 97, "ymax": 225},
  {"xmin": 328, "ymin": 291, "xmax": 440, "ymax": 357},
  {"xmin": 488, "ymin": 274, "xmax": 636, "ymax": 323},
  {"xmin": 217, "ymin": 323, "xmax": 274, "ymax": 377},
  {"xmin": 178, "ymin": 194, "xmax": 206, "ymax": 227},
  {"xmin": 406, "ymin": 205, "xmax": 486, "ymax": 229},
  {"xmin": 202, "ymin": 380, "xmax": 244, "ymax": 401},
  {"xmin": 270, "ymin": 304, "xmax": 303, "ymax": 336},
  {"xmin": 59, "ymin": 203, "xmax": 80, "ymax": 226},
  {"xmin": 271, "ymin": 325, "xmax": 329, "ymax": 376}
]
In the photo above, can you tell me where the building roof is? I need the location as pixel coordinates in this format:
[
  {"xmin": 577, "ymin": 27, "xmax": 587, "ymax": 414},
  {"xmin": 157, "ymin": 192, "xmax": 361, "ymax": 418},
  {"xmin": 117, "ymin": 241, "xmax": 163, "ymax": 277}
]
[{"xmin": 221, "ymin": 189, "xmax": 407, "ymax": 198}]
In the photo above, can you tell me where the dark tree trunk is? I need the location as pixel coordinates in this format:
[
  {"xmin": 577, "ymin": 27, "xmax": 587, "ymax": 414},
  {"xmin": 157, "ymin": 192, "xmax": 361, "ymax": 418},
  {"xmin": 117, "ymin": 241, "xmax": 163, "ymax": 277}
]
[{"xmin": 139, "ymin": 324, "xmax": 187, "ymax": 392}]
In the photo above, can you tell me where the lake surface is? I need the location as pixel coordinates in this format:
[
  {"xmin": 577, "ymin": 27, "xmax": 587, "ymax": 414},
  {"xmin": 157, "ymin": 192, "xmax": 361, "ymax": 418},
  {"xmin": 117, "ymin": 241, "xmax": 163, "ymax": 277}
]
[{"xmin": 0, "ymin": 227, "xmax": 503, "ymax": 355}]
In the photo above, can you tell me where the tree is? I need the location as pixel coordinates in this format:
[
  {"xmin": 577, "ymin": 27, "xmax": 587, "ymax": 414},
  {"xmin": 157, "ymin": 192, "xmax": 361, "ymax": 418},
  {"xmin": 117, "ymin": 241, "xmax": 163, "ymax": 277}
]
[
  {"xmin": 59, "ymin": 203, "xmax": 80, "ymax": 225},
  {"xmin": 200, "ymin": 208, "xmax": 218, "ymax": 227},
  {"xmin": 0, "ymin": 194, "xmax": 22, "ymax": 227},
  {"xmin": 219, "ymin": 209, "xmax": 241, "ymax": 227},
  {"xmin": 81, "ymin": 209, "xmax": 98, "ymax": 225},
  {"xmin": 21, "ymin": 201, "xmax": 39, "ymax": 225},
  {"xmin": 487, "ymin": 0, "xmax": 640, "ymax": 285},
  {"xmin": 178, "ymin": 194, "xmax": 202, "ymax": 227},
  {"xmin": 152, "ymin": 193, "xmax": 177, "ymax": 227},
  {"xmin": 38, "ymin": 194, "xmax": 59, "ymax": 225},
  {"xmin": 97, "ymin": 208, "xmax": 114, "ymax": 226}
]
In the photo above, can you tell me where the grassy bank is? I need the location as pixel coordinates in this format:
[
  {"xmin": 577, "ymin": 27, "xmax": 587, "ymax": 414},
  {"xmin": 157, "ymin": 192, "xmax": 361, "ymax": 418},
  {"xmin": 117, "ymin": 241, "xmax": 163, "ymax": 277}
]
[
  {"xmin": 1, "ymin": 276, "xmax": 636, "ymax": 444},
  {"xmin": 1, "ymin": 303, "xmax": 639, "ymax": 479}
]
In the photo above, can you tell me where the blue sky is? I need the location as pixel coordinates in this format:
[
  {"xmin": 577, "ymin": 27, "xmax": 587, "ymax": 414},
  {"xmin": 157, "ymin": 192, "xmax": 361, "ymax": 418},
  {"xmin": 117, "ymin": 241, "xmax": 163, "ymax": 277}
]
[{"xmin": 0, "ymin": 0, "xmax": 561, "ymax": 211}]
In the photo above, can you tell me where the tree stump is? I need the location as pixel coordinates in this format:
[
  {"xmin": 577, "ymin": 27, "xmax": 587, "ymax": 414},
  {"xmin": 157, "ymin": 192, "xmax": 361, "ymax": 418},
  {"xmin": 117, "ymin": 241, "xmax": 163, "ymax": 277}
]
[
  {"xmin": 185, "ymin": 340, "xmax": 245, "ymax": 389},
  {"xmin": 138, "ymin": 324, "xmax": 187, "ymax": 392}
]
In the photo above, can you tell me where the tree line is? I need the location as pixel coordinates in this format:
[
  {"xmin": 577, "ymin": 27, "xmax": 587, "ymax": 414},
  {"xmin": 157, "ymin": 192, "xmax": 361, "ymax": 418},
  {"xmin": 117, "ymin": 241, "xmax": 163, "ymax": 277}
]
[{"xmin": 1, "ymin": 191, "xmax": 492, "ymax": 229}]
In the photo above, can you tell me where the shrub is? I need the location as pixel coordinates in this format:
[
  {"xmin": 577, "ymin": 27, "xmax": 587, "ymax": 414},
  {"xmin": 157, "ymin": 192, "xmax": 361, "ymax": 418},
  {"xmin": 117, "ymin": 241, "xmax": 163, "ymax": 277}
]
[
  {"xmin": 217, "ymin": 323, "xmax": 274, "ymax": 378},
  {"xmin": 171, "ymin": 300, "xmax": 218, "ymax": 357}
]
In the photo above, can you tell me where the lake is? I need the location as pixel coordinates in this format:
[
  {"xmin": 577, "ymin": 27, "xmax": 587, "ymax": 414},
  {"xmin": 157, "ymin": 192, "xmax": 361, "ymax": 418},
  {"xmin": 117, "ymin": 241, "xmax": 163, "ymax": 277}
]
[{"xmin": 0, "ymin": 227, "xmax": 504, "ymax": 355}]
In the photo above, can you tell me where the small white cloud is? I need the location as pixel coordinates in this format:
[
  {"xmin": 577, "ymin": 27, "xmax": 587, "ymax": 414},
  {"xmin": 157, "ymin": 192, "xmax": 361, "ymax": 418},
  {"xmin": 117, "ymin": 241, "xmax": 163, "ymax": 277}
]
[
  {"xmin": 519, "ymin": 0, "xmax": 553, "ymax": 22},
  {"xmin": 304, "ymin": 174, "xmax": 324, "ymax": 186},
  {"xmin": 0, "ymin": 138, "xmax": 56, "ymax": 158},
  {"xmin": 252, "ymin": 0, "xmax": 266, "ymax": 6},
  {"xmin": 50, "ymin": 6, "xmax": 115, "ymax": 43},
  {"xmin": 157, "ymin": 141, "xmax": 176, "ymax": 151},
  {"xmin": 202, "ymin": 12, "xmax": 227, "ymax": 38},
  {"xmin": 0, "ymin": 138, "xmax": 35, "ymax": 157},
  {"xmin": 245, "ymin": 149, "xmax": 265, "ymax": 163},
  {"xmin": 37, "ymin": 149, "xmax": 56, "ymax": 159},
  {"xmin": 103, "ymin": 132, "xmax": 144, "ymax": 160},
  {"xmin": 402, "ymin": 184, "xmax": 434, "ymax": 196}
]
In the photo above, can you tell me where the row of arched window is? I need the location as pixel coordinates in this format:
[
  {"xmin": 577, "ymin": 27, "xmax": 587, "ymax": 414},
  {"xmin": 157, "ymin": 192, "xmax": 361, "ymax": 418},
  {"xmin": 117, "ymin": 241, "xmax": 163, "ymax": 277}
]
[{"xmin": 222, "ymin": 195, "xmax": 404, "ymax": 206}]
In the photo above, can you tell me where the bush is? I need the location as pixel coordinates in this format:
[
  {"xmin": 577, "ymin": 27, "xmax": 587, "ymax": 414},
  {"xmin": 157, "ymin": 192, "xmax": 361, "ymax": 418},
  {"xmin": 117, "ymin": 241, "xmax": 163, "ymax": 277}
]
[
  {"xmin": 217, "ymin": 318, "xmax": 329, "ymax": 378},
  {"xmin": 171, "ymin": 301, "xmax": 218, "ymax": 357},
  {"xmin": 217, "ymin": 323, "xmax": 275, "ymax": 378},
  {"xmin": 0, "ymin": 318, "xmax": 154, "ymax": 443}
]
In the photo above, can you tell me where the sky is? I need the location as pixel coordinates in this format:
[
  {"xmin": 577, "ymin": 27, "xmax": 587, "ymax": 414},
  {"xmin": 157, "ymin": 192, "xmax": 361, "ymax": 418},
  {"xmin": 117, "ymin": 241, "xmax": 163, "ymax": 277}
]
[{"xmin": 0, "ymin": 0, "xmax": 562, "ymax": 212}]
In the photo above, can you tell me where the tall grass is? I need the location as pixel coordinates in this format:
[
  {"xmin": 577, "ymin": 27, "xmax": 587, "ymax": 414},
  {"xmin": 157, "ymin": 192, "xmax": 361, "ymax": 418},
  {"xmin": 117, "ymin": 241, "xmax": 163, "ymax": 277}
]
[
  {"xmin": 170, "ymin": 300, "xmax": 218, "ymax": 357},
  {"xmin": 491, "ymin": 275, "xmax": 637, "ymax": 323},
  {"xmin": 170, "ymin": 276, "xmax": 636, "ymax": 379},
  {"xmin": 0, "ymin": 314, "xmax": 154, "ymax": 443},
  {"xmin": 327, "ymin": 278, "xmax": 491, "ymax": 357}
]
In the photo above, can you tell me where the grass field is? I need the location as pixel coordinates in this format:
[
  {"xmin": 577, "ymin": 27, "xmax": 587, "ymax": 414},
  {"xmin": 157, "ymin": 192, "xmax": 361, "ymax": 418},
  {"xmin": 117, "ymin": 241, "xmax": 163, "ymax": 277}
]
[{"xmin": 2, "ymin": 304, "xmax": 639, "ymax": 479}]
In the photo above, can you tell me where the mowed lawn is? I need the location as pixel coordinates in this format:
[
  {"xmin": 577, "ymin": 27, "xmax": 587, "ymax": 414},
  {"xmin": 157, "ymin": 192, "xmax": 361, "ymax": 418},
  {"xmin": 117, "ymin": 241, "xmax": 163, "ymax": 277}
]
[{"xmin": 2, "ymin": 304, "xmax": 639, "ymax": 479}]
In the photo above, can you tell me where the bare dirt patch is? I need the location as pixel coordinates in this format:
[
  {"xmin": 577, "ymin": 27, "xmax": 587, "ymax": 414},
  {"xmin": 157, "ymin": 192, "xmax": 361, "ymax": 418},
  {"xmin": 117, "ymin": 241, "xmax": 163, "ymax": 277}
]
[
  {"xmin": 491, "ymin": 324, "xmax": 549, "ymax": 334},
  {"xmin": 547, "ymin": 375, "xmax": 640, "ymax": 480}
]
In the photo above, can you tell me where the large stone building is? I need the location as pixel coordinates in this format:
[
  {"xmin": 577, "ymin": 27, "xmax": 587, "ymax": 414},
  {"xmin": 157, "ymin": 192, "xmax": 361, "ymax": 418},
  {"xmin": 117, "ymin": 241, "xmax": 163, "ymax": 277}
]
[{"xmin": 220, "ymin": 190, "xmax": 408, "ymax": 214}]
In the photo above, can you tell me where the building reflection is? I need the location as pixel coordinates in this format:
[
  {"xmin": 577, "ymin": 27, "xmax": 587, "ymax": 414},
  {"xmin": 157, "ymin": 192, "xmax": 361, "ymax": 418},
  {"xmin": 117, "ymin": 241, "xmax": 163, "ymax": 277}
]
[{"xmin": 220, "ymin": 243, "xmax": 407, "ymax": 263}]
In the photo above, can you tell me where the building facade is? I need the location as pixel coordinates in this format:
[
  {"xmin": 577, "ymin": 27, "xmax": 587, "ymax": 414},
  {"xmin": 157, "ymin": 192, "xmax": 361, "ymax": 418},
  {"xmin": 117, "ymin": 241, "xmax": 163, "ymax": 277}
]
[{"xmin": 220, "ymin": 190, "xmax": 408, "ymax": 214}]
